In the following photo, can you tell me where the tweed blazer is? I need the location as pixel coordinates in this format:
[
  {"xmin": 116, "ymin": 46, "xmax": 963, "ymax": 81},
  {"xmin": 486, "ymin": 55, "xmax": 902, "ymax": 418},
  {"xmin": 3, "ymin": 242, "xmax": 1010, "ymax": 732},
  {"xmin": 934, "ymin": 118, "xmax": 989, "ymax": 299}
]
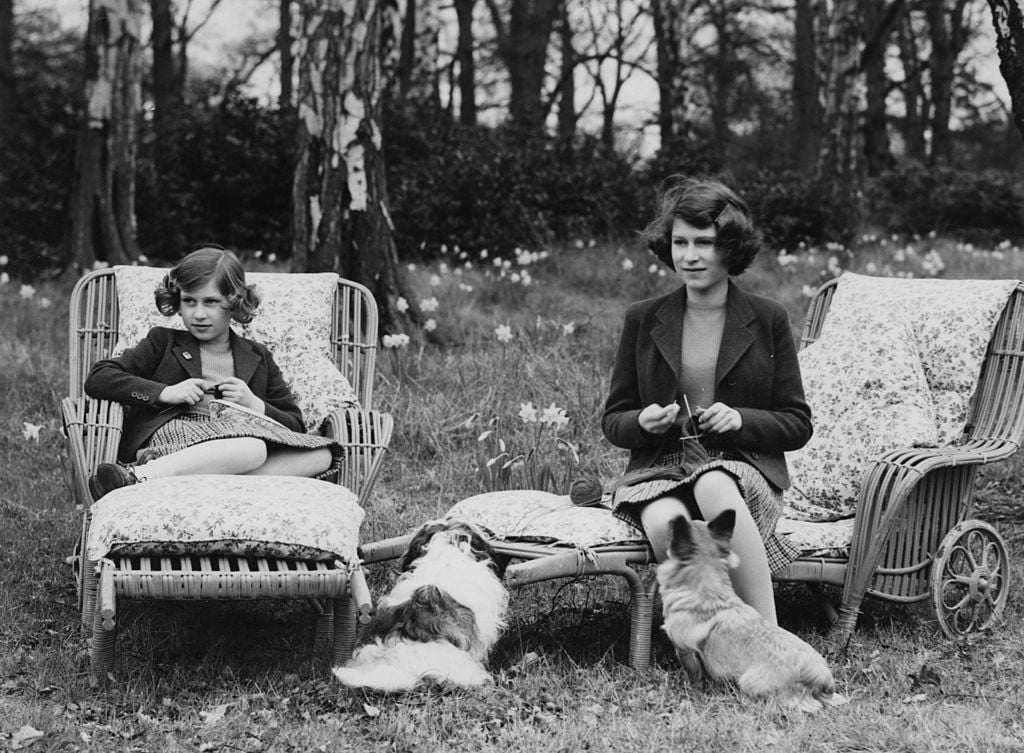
[
  {"xmin": 84, "ymin": 326, "xmax": 304, "ymax": 462},
  {"xmin": 601, "ymin": 281, "xmax": 812, "ymax": 490}
]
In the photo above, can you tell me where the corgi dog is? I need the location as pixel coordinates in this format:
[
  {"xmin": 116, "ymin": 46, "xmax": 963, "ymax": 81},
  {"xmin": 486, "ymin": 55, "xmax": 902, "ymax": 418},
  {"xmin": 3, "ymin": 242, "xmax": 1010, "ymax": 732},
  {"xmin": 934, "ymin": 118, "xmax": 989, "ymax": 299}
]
[
  {"xmin": 657, "ymin": 510, "xmax": 848, "ymax": 712},
  {"xmin": 333, "ymin": 519, "xmax": 508, "ymax": 692}
]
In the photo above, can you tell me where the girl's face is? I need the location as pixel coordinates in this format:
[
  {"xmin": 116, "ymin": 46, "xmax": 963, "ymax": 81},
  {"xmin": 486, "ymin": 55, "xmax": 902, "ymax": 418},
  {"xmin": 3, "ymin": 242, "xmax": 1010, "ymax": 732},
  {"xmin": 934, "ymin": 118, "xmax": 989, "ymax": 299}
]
[
  {"xmin": 670, "ymin": 217, "xmax": 728, "ymax": 296},
  {"xmin": 179, "ymin": 279, "xmax": 232, "ymax": 347}
]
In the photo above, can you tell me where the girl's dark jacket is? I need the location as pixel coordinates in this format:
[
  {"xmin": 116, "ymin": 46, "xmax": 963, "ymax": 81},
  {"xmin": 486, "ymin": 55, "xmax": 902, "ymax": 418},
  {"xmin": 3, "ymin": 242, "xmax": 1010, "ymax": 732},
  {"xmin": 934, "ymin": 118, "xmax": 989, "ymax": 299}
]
[
  {"xmin": 601, "ymin": 281, "xmax": 812, "ymax": 490},
  {"xmin": 84, "ymin": 326, "xmax": 304, "ymax": 462}
]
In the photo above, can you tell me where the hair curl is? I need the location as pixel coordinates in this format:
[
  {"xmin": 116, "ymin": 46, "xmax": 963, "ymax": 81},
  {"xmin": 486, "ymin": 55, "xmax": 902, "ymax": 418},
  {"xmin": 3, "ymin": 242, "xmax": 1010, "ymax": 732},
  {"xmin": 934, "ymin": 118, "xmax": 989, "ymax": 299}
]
[
  {"xmin": 639, "ymin": 176, "xmax": 763, "ymax": 276},
  {"xmin": 154, "ymin": 244, "xmax": 261, "ymax": 323}
]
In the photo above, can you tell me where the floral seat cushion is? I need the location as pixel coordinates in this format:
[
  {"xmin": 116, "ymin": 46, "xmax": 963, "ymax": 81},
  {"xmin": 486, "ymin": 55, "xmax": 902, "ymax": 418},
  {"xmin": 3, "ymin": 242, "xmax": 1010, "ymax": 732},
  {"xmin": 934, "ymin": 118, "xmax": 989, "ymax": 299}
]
[
  {"xmin": 111, "ymin": 266, "xmax": 359, "ymax": 431},
  {"xmin": 785, "ymin": 273, "xmax": 1017, "ymax": 522},
  {"xmin": 777, "ymin": 517, "xmax": 856, "ymax": 559},
  {"xmin": 445, "ymin": 490, "xmax": 647, "ymax": 548},
  {"xmin": 86, "ymin": 475, "xmax": 363, "ymax": 563}
]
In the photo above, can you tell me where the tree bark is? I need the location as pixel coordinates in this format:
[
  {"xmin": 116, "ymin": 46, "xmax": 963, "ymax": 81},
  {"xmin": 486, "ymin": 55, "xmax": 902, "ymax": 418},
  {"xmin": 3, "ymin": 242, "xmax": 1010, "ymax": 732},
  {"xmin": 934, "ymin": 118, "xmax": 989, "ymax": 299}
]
[
  {"xmin": 68, "ymin": 0, "xmax": 143, "ymax": 271},
  {"xmin": 861, "ymin": 0, "xmax": 905, "ymax": 175},
  {"xmin": 792, "ymin": 0, "xmax": 821, "ymax": 172},
  {"xmin": 397, "ymin": 0, "xmax": 441, "ymax": 105},
  {"xmin": 988, "ymin": 0, "xmax": 1024, "ymax": 142},
  {"xmin": 491, "ymin": 0, "xmax": 560, "ymax": 132},
  {"xmin": 453, "ymin": 0, "xmax": 477, "ymax": 126},
  {"xmin": 897, "ymin": 10, "xmax": 927, "ymax": 161},
  {"xmin": 279, "ymin": 0, "xmax": 293, "ymax": 110},
  {"xmin": 292, "ymin": 0, "xmax": 411, "ymax": 330},
  {"xmin": 0, "ymin": 0, "xmax": 13, "ymax": 132},
  {"xmin": 928, "ymin": 0, "xmax": 969, "ymax": 165},
  {"xmin": 555, "ymin": 0, "xmax": 576, "ymax": 141},
  {"xmin": 651, "ymin": 0, "xmax": 700, "ymax": 151},
  {"xmin": 816, "ymin": 0, "xmax": 863, "ymax": 206}
]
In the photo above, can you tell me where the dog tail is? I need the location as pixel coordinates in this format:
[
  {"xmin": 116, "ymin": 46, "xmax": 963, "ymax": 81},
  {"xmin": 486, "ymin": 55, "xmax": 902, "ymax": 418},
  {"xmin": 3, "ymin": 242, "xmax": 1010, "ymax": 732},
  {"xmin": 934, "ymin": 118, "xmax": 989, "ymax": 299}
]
[{"xmin": 332, "ymin": 640, "xmax": 491, "ymax": 693}]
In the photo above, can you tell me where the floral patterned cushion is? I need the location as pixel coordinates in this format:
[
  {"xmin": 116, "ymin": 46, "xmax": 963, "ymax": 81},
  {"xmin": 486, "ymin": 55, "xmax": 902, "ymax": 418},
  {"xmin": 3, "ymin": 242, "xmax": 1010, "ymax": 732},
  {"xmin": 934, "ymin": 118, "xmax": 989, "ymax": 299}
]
[
  {"xmin": 111, "ymin": 266, "xmax": 358, "ymax": 430},
  {"xmin": 776, "ymin": 517, "xmax": 855, "ymax": 559},
  {"xmin": 825, "ymin": 274, "xmax": 1017, "ymax": 445},
  {"xmin": 446, "ymin": 490, "xmax": 647, "ymax": 547},
  {"xmin": 785, "ymin": 273, "xmax": 1017, "ymax": 522},
  {"xmin": 86, "ymin": 475, "xmax": 363, "ymax": 562}
]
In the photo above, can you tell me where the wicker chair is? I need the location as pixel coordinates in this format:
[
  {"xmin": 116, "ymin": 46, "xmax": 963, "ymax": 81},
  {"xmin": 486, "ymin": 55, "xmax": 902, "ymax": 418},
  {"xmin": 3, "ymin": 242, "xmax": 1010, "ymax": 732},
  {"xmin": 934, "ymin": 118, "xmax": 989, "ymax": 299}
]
[
  {"xmin": 360, "ymin": 277, "xmax": 1023, "ymax": 668},
  {"xmin": 62, "ymin": 267, "xmax": 393, "ymax": 683},
  {"xmin": 775, "ymin": 277, "xmax": 1023, "ymax": 642}
]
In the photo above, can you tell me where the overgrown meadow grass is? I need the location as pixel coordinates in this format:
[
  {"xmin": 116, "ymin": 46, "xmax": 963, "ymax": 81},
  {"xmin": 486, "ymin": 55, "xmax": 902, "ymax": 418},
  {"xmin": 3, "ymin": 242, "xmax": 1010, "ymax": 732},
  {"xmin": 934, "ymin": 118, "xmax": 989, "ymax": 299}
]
[{"xmin": 3, "ymin": 237, "xmax": 1024, "ymax": 751}]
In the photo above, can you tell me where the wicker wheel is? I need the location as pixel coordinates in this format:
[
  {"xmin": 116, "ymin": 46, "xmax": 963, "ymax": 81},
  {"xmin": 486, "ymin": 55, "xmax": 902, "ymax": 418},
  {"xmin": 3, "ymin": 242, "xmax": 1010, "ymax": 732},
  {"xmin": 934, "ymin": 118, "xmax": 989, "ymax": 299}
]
[{"xmin": 930, "ymin": 520, "xmax": 1010, "ymax": 638}]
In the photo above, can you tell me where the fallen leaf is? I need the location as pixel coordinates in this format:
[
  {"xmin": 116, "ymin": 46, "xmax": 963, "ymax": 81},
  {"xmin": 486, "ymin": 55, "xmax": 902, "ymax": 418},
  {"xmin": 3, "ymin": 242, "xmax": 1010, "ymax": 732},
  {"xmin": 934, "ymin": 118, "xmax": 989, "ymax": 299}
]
[
  {"xmin": 11, "ymin": 725, "xmax": 45, "ymax": 750},
  {"xmin": 200, "ymin": 703, "xmax": 230, "ymax": 726},
  {"xmin": 362, "ymin": 703, "xmax": 381, "ymax": 718}
]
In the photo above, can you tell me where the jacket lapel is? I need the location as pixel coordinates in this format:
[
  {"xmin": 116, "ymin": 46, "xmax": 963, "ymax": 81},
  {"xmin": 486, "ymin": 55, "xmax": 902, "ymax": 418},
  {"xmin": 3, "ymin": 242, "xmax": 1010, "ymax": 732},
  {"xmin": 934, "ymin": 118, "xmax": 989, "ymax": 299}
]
[
  {"xmin": 172, "ymin": 333, "xmax": 202, "ymax": 378},
  {"xmin": 651, "ymin": 288, "xmax": 685, "ymax": 380},
  {"xmin": 715, "ymin": 282, "xmax": 755, "ymax": 384},
  {"xmin": 230, "ymin": 332, "xmax": 261, "ymax": 384}
]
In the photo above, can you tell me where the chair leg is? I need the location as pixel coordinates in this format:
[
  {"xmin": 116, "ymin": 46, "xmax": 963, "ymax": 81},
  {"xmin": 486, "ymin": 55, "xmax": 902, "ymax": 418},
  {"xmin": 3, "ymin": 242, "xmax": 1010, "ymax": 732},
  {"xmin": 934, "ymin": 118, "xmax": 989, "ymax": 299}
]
[
  {"xmin": 90, "ymin": 560, "xmax": 117, "ymax": 685},
  {"xmin": 628, "ymin": 582, "xmax": 658, "ymax": 670},
  {"xmin": 332, "ymin": 593, "xmax": 358, "ymax": 667},
  {"xmin": 81, "ymin": 559, "xmax": 99, "ymax": 631}
]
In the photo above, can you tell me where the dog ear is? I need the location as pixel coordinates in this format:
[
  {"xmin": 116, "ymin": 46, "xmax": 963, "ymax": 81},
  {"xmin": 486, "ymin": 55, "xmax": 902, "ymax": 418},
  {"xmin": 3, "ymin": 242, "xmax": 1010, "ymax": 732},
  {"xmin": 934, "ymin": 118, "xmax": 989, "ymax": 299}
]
[
  {"xmin": 400, "ymin": 521, "xmax": 444, "ymax": 571},
  {"xmin": 706, "ymin": 509, "xmax": 736, "ymax": 541},
  {"xmin": 667, "ymin": 515, "xmax": 696, "ymax": 559}
]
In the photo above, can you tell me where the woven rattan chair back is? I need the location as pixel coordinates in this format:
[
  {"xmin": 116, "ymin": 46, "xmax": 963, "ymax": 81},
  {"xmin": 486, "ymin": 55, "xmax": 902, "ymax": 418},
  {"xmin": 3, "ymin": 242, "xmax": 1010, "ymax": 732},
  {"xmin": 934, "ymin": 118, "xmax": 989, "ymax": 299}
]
[{"xmin": 779, "ymin": 278, "xmax": 1024, "ymax": 640}]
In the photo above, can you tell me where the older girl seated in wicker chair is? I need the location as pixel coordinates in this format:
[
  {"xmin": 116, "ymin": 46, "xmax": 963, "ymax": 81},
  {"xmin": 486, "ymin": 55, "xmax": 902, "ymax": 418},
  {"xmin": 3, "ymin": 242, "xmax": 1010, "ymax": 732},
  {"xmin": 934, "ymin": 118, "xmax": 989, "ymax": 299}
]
[
  {"xmin": 603, "ymin": 177, "xmax": 812, "ymax": 624},
  {"xmin": 85, "ymin": 245, "xmax": 340, "ymax": 499}
]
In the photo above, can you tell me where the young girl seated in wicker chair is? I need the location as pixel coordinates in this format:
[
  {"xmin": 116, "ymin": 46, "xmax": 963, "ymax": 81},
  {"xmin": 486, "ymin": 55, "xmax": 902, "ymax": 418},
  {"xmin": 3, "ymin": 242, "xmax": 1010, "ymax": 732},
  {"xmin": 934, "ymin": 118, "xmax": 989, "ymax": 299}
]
[{"xmin": 85, "ymin": 245, "xmax": 338, "ymax": 500}]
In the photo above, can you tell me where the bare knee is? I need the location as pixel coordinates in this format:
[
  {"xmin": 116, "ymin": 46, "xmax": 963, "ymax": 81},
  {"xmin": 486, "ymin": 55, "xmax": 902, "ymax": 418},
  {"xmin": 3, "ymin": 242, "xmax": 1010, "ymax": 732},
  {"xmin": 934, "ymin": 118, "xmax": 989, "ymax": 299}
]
[
  {"xmin": 234, "ymin": 438, "xmax": 268, "ymax": 470},
  {"xmin": 640, "ymin": 496, "xmax": 691, "ymax": 562},
  {"xmin": 692, "ymin": 470, "xmax": 746, "ymax": 519}
]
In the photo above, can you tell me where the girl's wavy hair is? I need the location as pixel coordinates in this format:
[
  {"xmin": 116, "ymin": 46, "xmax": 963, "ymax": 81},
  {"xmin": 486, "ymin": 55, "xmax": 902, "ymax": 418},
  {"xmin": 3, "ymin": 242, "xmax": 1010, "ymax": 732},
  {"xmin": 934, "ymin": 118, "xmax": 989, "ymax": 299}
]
[
  {"xmin": 639, "ymin": 176, "xmax": 764, "ymax": 275},
  {"xmin": 154, "ymin": 244, "xmax": 261, "ymax": 323}
]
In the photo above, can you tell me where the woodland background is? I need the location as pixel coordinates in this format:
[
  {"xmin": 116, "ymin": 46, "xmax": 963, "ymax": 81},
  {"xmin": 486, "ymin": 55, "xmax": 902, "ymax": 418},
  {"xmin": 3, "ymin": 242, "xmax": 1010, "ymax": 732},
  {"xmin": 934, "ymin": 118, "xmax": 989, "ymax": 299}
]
[{"xmin": 3, "ymin": 0, "xmax": 1024, "ymax": 325}]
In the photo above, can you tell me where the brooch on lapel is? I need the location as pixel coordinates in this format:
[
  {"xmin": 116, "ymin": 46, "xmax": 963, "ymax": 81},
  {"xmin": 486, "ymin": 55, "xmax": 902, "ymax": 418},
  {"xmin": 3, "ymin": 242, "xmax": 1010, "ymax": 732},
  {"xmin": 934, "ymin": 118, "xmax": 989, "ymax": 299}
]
[{"xmin": 182, "ymin": 352, "xmax": 193, "ymax": 360}]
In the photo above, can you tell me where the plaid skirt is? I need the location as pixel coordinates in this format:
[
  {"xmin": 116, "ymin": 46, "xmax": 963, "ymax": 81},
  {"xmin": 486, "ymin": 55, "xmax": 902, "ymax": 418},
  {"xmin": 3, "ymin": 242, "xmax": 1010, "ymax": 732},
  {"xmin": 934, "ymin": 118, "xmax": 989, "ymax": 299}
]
[
  {"xmin": 611, "ymin": 443, "xmax": 798, "ymax": 574},
  {"xmin": 137, "ymin": 410, "xmax": 344, "ymax": 481}
]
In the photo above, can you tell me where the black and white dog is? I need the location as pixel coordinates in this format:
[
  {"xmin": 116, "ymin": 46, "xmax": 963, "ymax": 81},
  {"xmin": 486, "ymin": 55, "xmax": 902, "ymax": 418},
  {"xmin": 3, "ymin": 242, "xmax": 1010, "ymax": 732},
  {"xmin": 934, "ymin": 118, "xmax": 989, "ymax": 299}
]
[{"xmin": 333, "ymin": 519, "xmax": 509, "ymax": 692}]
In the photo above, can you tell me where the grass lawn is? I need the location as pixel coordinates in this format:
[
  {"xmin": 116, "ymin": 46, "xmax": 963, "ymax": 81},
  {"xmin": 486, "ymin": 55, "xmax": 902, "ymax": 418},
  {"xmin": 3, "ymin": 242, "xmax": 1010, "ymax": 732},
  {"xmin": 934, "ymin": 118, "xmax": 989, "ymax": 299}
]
[{"xmin": 2, "ymin": 235, "xmax": 1024, "ymax": 752}]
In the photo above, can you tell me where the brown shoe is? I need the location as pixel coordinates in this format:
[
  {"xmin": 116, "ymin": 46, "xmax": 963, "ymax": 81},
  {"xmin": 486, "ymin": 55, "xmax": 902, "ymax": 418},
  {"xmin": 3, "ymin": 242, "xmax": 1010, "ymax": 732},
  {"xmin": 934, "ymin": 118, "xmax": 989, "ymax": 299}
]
[{"xmin": 88, "ymin": 463, "xmax": 139, "ymax": 501}]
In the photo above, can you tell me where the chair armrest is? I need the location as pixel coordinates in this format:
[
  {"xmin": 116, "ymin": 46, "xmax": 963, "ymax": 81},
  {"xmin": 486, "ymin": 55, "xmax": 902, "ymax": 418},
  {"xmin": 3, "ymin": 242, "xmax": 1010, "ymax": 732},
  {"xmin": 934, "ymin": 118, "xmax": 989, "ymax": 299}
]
[
  {"xmin": 321, "ymin": 407, "xmax": 394, "ymax": 506},
  {"xmin": 61, "ymin": 397, "xmax": 124, "ymax": 508},
  {"xmin": 358, "ymin": 534, "xmax": 413, "ymax": 564}
]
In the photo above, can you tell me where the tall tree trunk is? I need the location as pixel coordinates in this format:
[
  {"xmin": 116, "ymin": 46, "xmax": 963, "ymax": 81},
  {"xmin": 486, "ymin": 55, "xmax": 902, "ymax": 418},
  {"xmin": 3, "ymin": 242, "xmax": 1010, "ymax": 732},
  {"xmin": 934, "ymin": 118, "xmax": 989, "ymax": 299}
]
[
  {"xmin": 817, "ymin": 0, "xmax": 863, "ymax": 208},
  {"xmin": 502, "ymin": 0, "xmax": 560, "ymax": 132},
  {"xmin": 897, "ymin": 11, "xmax": 927, "ymax": 161},
  {"xmin": 988, "ymin": 0, "xmax": 1024, "ymax": 142},
  {"xmin": 279, "ymin": 0, "xmax": 293, "ymax": 110},
  {"xmin": 150, "ymin": 0, "xmax": 175, "ymax": 135},
  {"xmin": 927, "ymin": 1, "xmax": 953, "ymax": 164},
  {"xmin": 292, "ymin": 0, "xmax": 411, "ymax": 329},
  {"xmin": 68, "ymin": 0, "xmax": 143, "ymax": 271},
  {"xmin": 651, "ymin": 0, "xmax": 700, "ymax": 152},
  {"xmin": 0, "ymin": 0, "xmax": 13, "ymax": 132},
  {"xmin": 861, "ymin": 0, "xmax": 905, "ymax": 175},
  {"xmin": 792, "ymin": 0, "xmax": 821, "ymax": 172},
  {"xmin": 928, "ymin": 0, "xmax": 969, "ymax": 165},
  {"xmin": 453, "ymin": 0, "xmax": 477, "ymax": 126},
  {"xmin": 397, "ymin": 0, "xmax": 441, "ymax": 105},
  {"xmin": 555, "ymin": 0, "xmax": 576, "ymax": 141}
]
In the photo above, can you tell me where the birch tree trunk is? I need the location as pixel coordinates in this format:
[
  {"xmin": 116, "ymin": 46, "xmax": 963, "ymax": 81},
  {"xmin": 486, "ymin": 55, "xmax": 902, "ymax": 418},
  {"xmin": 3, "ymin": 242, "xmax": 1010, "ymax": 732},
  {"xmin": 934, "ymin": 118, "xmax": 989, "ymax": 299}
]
[
  {"xmin": 816, "ymin": 0, "xmax": 863, "ymax": 206},
  {"xmin": 988, "ymin": 0, "xmax": 1024, "ymax": 141},
  {"xmin": 292, "ymin": 0, "xmax": 412, "ymax": 329},
  {"xmin": 68, "ymin": 0, "xmax": 143, "ymax": 271}
]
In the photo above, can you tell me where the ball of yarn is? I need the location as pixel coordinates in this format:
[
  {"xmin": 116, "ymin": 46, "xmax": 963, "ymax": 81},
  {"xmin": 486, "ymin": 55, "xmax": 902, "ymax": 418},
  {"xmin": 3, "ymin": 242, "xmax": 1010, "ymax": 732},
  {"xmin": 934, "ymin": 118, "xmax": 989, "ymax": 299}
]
[{"xmin": 569, "ymin": 476, "xmax": 604, "ymax": 507}]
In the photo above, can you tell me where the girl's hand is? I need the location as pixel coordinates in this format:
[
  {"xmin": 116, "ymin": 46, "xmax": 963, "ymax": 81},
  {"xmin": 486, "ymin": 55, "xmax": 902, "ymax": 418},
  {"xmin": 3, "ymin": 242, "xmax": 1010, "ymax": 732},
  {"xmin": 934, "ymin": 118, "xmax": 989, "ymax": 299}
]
[
  {"xmin": 212, "ymin": 377, "xmax": 265, "ymax": 413},
  {"xmin": 159, "ymin": 378, "xmax": 206, "ymax": 405},
  {"xmin": 696, "ymin": 402, "xmax": 742, "ymax": 434},
  {"xmin": 638, "ymin": 402, "xmax": 681, "ymax": 434}
]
